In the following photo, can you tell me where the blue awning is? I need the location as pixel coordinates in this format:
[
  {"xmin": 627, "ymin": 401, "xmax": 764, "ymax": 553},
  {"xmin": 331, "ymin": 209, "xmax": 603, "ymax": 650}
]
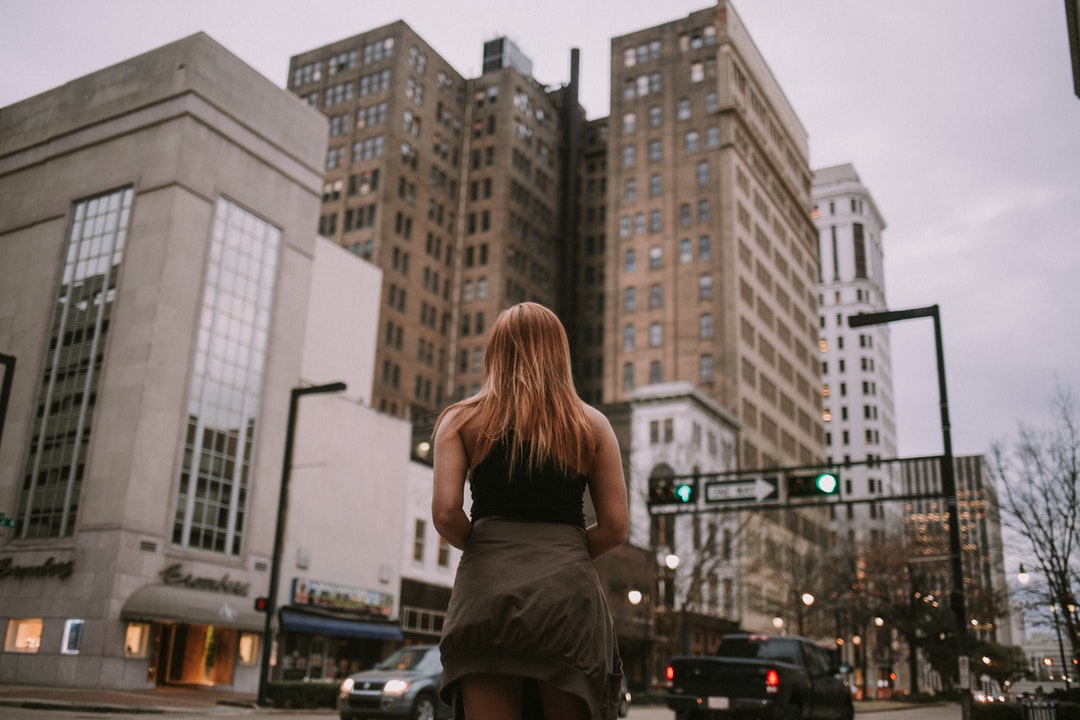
[{"xmin": 280, "ymin": 609, "xmax": 403, "ymax": 641}]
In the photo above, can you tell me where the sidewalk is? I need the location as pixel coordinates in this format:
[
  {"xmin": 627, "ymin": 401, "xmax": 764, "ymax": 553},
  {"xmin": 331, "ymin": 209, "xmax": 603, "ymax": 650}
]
[{"xmin": 0, "ymin": 683, "xmax": 262, "ymax": 715}]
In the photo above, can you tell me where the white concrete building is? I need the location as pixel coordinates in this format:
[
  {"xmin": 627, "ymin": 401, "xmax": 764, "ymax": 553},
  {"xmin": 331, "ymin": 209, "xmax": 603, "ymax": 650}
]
[{"xmin": 812, "ymin": 163, "xmax": 899, "ymax": 545}]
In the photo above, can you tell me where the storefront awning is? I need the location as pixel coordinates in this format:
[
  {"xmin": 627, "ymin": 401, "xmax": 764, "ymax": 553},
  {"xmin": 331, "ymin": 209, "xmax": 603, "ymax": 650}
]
[
  {"xmin": 121, "ymin": 584, "xmax": 264, "ymax": 632},
  {"xmin": 280, "ymin": 608, "xmax": 403, "ymax": 641}
]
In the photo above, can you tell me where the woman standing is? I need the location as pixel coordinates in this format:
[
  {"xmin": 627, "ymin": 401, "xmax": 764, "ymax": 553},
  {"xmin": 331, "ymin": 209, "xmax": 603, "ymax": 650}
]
[{"xmin": 432, "ymin": 302, "xmax": 629, "ymax": 719}]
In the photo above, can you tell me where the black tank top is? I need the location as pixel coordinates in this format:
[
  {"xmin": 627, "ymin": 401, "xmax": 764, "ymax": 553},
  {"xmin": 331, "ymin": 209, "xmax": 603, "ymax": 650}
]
[{"xmin": 469, "ymin": 437, "xmax": 587, "ymax": 528}]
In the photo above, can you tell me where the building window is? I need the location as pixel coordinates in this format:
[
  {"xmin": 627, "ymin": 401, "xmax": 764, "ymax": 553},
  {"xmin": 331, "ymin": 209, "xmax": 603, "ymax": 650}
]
[
  {"xmin": 705, "ymin": 125, "xmax": 720, "ymax": 148},
  {"xmin": 625, "ymin": 179, "xmax": 637, "ymax": 201},
  {"xmin": 648, "ymin": 140, "xmax": 662, "ymax": 161},
  {"xmin": 438, "ymin": 537, "xmax": 451, "ymax": 567},
  {"xmin": 649, "ymin": 174, "xmax": 662, "ymax": 197},
  {"xmin": 649, "ymin": 284, "xmax": 662, "ymax": 309},
  {"xmin": 413, "ymin": 519, "xmax": 426, "ymax": 562},
  {"xmin": 649, "ymin": 361, "xmax": 662, "ymax": 384},
  {"xmin": 678, "ymin": 98, "xmax": 691, "ymax": 120},
  {"xmin": 238, "ymin": 633, "xmax": 260, "ymax": 665},
  {"xmin": 649, "ymin": 323, "xmax": 662, "ymax": 347},
  {"xmin": 854, "ymin": 223, "xmax": 868, "ymax": 279},
  {"xmin": 624, "ymin": 287, "xmax": 637, "ymax": 311},
  {"xmin": 685, "ymin": 131, "xmax": 700, "ymax": 153},
  {"xmin": 699, "ymin": 235, "xmax": 712, "ymax": 260},
  {"xmin": 700, "ymin": 313, "xmax": 714, "ymax": 339},
  {"xmin": 649, "ymin": 210, "xmax": 662, "ymax": 233},
  {"xmin": 124, "ymin": 623, "xmax": 150, "ymax": 658},
  {"xmin": 623, "ymin": 111, "xmax": 636, "ymax": 133},
  {"xmin": 700, "ymin": 354, "xmax": 714, "ymax": 381},
  {"xmin": 699, "ymin": 274, "xmax": 713, "ymax": 300},
  {"xmin": 622, "ymin": 362, "xmax": 634, "ymax": 391},
  {"xmin": 173, "ymin": 197, "xmax": 281, "ymax": 556},
  {"xmin": 17, "ymin": 186, "xmax": 133, "ymax": 539},
  {"xmin": 649, "ymin": 245, "xmax": 662, "ymax": 270},
  {"xmin": 625, "ymin": 249, "xmax": 636, "ymax": 272},
  {"xmin": 4, "ymin": 618, "xmax": 42, "ymax": 653},
  {"xmin": 623, "ymin": 325, "xmax": 636, "ymax": 351},
  {"xmin": 680, "ymin": 238, "xmax": 693, "ymax": 263},
  {"xmin": 649, "ymin": 105, "xmax": 662, "ymax": 126},
  {"xmin": 622, "ymin": 145, "xmax": 635, "ymax": 167},
  {"xmin": 697, "ymin": 160, "xmax": 710, "ymax": 186},
  {"xmin": 60, "ymin": 619, "xmax": 85, "ymax": 655}
]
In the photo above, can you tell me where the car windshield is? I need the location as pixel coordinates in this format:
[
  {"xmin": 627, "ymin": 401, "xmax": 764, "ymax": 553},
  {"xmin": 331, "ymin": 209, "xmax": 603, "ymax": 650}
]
[
  {"xmin": 375, "ymin": 647, "xmax": 438, "ymax": 672},
  {"xmin": 716, "ymin": 637, "xmax": 798, "ymax": 665}
]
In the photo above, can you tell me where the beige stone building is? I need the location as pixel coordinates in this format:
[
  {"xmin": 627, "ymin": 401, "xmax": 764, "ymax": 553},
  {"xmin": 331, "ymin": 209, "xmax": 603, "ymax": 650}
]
[
  {"xmin": 599, "ymin": 2, "xmax": 829, "ymax": 636},
  {"xmin": 288, "ymin": 29, "xmax": 570, "ymax": 425}
]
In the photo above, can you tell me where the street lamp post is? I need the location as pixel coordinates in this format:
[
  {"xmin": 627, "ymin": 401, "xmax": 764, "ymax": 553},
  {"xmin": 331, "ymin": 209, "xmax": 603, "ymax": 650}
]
[
  {"xmin": 849, "ymin": 305, "xmax": 971, "ymax": 720},
  {"xmin": 257, "ymin": 381, "xmax": 346, "ymax": 707}
]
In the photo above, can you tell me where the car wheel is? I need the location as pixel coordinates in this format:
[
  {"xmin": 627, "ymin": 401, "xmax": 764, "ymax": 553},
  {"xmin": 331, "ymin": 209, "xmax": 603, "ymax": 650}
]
[
  {"xmin": 412, "ymin": 692, "xmax": 437, "ymax": 720},
  {"xmin": 783, "ymin": 702, "xmax": 803, "ymax": 720},
  {"xmin": 839, "ymin": 703, "xmax": 854, "ymax": 720}
]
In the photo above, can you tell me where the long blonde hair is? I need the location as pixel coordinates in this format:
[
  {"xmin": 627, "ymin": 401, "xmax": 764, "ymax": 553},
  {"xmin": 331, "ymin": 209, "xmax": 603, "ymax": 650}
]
[{"xmin": 435, "ymin": 302, "xmax": 595, "ymax": 475}]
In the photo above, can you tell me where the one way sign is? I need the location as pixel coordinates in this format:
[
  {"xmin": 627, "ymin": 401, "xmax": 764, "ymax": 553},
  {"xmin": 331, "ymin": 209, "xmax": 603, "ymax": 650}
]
[{"xmin": 703, "ymin": 476, "xmax": 779, "ymax": 504}]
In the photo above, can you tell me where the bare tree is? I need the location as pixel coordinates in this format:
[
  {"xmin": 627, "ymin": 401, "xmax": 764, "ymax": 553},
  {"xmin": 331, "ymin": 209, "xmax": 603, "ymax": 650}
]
[{"xmin": 987, "ymin": 384, "xmax": 1080, "ymax": 666}]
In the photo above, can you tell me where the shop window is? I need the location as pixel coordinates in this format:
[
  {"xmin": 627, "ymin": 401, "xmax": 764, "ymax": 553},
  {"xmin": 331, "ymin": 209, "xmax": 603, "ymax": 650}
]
[
  {"xmin": 4, "ymin": 618, "xmax": 42, "ymax": 653},
  {"xmin": 125, "ymin": 622, "xmax": 150, "ymax": 658},
  {"xmin": 60, "ymin": 619, "xmax": 85, "ymax": 655},
  {"xmin": 238, "ymin": 632, "xmax": 260, "ymax": 665}
]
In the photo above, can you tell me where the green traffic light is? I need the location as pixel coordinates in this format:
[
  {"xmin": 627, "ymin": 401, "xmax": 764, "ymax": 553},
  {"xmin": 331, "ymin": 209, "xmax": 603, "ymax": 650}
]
[
  {"xmin": 815, "ymin": 472, "xmax": 839, "ymax": 494},
  {"xmin": 674, "ymin": 483, "xmax": 694, "ymax": 502}
]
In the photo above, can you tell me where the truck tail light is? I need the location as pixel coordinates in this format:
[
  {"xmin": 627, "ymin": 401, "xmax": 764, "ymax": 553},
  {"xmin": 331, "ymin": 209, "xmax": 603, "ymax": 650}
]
[{"xmin": 765, "ymin": 668, "xmax": 781, "ymax": 694}]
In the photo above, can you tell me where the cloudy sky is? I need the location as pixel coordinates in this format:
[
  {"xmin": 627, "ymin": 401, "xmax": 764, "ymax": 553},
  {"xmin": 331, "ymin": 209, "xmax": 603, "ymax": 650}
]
[{"xmin": 3, "ymin": 0, "xmax": 1078, "ymax": 461}]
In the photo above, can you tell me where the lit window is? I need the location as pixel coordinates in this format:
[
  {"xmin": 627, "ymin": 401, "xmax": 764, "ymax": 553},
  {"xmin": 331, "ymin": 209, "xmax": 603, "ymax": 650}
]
[
  {"xmin": 238, "ymin": 633, "xmax": 260, "ymax": 665},
  {"xmin": 4, "ymin": 618, "xmax": 42, "ymax": 653},
  {"xmin": 124, "ymin": 623, "xmax": 150, "ymax": 658}
]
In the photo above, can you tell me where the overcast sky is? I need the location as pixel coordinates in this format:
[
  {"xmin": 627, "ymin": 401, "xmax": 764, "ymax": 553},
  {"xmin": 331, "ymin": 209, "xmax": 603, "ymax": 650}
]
[{"xmin": 3, "ymin": 0, "xmax": 1079, "ymax": 463}]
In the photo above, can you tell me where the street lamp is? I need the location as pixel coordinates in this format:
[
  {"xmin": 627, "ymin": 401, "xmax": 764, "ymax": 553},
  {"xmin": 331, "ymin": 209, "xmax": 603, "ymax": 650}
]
[
  {"xmin": 849, "ymin": 305, "xmax": 971, "ymax": 720},
  {"xmin": 257, "ymin": 381, "xmax": 347, "ymax": 707}
]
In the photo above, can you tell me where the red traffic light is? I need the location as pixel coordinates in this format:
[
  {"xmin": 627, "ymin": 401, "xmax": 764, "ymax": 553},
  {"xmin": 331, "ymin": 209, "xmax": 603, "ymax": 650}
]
[{"xmin": 254, "ymin": 596, "xmax": 269, "ymax": 612}]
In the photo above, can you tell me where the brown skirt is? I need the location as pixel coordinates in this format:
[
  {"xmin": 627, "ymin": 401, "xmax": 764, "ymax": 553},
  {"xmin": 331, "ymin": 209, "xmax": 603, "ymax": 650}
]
[{"xmin": 439, "ymin": 517, "xmax": 623, "ymax": 719}]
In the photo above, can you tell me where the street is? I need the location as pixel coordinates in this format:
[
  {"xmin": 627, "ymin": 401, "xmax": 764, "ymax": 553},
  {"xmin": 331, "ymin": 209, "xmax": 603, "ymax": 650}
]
[{"xmin": 5, "ymin": 701, "xmax": 962, "ymax": 720}]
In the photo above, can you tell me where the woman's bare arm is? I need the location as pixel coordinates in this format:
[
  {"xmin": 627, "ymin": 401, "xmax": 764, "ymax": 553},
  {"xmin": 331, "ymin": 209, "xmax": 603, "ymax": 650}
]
[
  {"xmin": 584, "ymin": 406, "xmax": 629, "ymax": 560},
  {"xmin": 431, "ymin": 410, "xmax": 473, "ymax": 549}
]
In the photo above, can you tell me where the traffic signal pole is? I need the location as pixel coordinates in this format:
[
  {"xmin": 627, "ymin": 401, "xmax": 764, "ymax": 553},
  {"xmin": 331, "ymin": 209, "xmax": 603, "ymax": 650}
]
[{"xmin": 849, "ymin": 305, "xmax": 971, "ymax": 720}]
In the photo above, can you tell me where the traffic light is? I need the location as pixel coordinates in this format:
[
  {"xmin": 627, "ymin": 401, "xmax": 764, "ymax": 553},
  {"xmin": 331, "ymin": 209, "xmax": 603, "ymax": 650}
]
[
  {"xmin": 648, "ymin": 477, "xmax": 698, "ymax": 505},
  {"xmin": 786, "ymin": 471, "xmax": 840, "ymax": 499},
  {"xmin": 254, "ymin": 596, "xmax": 269, "ymax": 613}
]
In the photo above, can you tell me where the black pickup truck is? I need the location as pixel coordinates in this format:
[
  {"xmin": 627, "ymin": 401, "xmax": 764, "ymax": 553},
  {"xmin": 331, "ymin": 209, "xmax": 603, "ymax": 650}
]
[{"xmin": 664, "ymin": 633, "xmax": 853, "ymax": 720}]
